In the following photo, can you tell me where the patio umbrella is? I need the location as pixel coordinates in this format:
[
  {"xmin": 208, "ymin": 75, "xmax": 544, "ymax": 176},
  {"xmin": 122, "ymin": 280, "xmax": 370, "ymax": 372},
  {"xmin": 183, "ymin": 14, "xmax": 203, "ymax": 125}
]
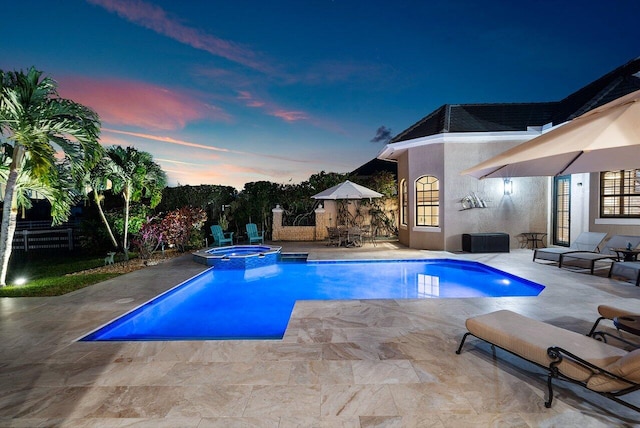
[
  {"xmin": 311, "ymin": 180, "xmax": 383, "ymax": 200},
  {"xmin": 462, "ymin": 89, "xmax": 640, "ymax": 179}
]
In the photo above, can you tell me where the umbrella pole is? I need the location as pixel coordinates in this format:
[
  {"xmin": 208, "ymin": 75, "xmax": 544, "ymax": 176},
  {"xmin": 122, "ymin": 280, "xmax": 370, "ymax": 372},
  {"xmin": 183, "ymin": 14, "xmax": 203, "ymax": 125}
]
[{"xmin": 557, "ymin": 151, "xmax": 584, "ymax": 176}]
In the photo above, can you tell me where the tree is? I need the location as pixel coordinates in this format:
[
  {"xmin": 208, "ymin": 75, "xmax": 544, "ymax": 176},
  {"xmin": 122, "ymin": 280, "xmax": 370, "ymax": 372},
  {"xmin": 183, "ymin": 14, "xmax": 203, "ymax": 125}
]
[
  {"xmin": 0, "ymin": 148, "xmax": 78, "ymax": 224},
  {"xmin": 233, "ymin": 181, "xmax": 281, "ymax": 235},
  {"xmin": 103, "ymin": 146, "xmax": 166, "ymax": 260},
  {"xmin": 0, "ymin": 68, "xmax": 101, "ymax": 286},
  {"xmin": 85, "ymin": 157, "xmax": 119, "ymax": 248}
]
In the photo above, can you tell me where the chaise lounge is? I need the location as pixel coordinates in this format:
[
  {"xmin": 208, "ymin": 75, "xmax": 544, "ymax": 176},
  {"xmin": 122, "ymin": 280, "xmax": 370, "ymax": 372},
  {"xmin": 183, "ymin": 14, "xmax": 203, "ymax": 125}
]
[
  {"xmin": 610, "ymin": 261, "xmax": 640, "ymax": 286},
  {"xmin": 588, "ymin": 304, "xmax": 640, "ymax": 338},
  {"xmin": 533, "ymin": 231, "xmax": 606, "ymax": 264},
  {"xmin": 559, "ymin": 235, "xmax": 640, "ymax": 275},
  {"xmin": 456, "ymin": 309, "xmax": 640, "ymax": 412}
]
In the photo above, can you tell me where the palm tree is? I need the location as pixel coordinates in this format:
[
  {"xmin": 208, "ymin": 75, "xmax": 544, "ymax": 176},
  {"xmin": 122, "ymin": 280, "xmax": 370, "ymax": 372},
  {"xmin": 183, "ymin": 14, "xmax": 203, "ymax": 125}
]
[
  {"xmin": 85, "ymin": 157, "xmax": 119, "ymax": 249},
  {"xmin": 0, "ymin": 68, "xmax": 101, "ymax": 286},
  {"xmin": 0, "ymin": 147, "xmax": 77, "ymax": 225},
  {"xmin": 104, "ymin": 146, "xmax": 166, "ymax": 260}
]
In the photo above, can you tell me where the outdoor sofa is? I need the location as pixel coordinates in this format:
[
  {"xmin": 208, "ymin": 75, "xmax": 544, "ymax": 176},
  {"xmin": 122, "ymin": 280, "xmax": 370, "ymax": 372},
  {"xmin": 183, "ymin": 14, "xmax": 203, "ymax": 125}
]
[{"xmin": 456, "ymin": 309, "xmax": 640, "ymax": 412}]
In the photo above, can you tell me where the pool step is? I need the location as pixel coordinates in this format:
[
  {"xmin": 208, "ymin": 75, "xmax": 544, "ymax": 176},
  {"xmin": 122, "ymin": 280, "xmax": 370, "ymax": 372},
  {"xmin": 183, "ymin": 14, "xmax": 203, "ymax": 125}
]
[{"xmin": 280, "ymin": 252, "xmax": 308, "ymax": 263}]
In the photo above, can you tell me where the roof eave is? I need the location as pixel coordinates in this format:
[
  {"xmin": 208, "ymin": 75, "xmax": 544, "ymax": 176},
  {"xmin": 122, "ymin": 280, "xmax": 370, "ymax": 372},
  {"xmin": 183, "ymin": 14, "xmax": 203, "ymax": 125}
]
[{"xmin": 377, "ymin": 130, "xmax": 543, "ymax": 160}]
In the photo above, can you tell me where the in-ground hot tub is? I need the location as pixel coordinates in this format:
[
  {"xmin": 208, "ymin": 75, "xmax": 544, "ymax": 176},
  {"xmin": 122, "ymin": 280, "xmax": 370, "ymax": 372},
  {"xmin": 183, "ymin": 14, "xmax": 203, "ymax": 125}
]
[{"xmin": 192, "ymin": 245, "xmax": 282, "ymax": 269}]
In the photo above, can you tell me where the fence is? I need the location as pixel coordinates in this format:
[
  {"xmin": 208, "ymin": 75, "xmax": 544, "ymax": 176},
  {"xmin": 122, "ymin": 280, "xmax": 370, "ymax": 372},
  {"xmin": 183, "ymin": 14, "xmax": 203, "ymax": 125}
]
[{"xmin": 12, "ymin": 228, "xmax": 76, "ymax": 251}]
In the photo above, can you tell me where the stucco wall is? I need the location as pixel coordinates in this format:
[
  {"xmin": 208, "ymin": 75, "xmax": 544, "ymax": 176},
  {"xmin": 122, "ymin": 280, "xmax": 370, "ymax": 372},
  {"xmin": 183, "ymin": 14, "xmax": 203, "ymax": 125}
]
[
  {"xmin": 445, "ymin": 142, "xmax": 548, "ymax": 250},
  {"xmin": 406, "ymin": 143, "xmax": 445, "ymax": 249},
  {"xmin": 396, "ymin": 138, "xmax": 549, "ymax": 251},
  {"xmin": 397, "ymin": 151, "xmax": 410, "ymax": 247}
]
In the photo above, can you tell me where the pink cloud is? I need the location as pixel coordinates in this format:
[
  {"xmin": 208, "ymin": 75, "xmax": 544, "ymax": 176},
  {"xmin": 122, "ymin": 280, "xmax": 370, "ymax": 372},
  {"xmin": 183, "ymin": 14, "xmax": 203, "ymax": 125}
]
[
  {"xmin": 87, "ymin": 0, "xmax": 275, "ymax": 74},
  {"xmin": 236, "ymin": 91, "xmax": 308, "ymax": 123},
  {"xmin": 161, "ymin": 163, "xmax": 288, "ymax": 188},
  {"xmin": 102, "ymin": 128, "xmax": 233, "ymax": 152},
  {"xmin": 101, "ymin": 128, "xmax": 314, "ymax": 164},
  {"xmin": 271, "ymin": 110, "xmax": 309, "ymax": 122},
  {"xmin": 59, "ymin": 77, "xmax": 229, "ymax": 131}
]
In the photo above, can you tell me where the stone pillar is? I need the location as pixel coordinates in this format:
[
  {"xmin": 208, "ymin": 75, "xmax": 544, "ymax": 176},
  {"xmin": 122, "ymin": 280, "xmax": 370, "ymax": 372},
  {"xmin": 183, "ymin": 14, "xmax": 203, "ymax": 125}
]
[
  {"xmin": 271, "ymin": 205, "xmax": 284, "ymax": 241},
  {"xmin": 314, "ymin": 204, "xmax": 328, "ymax": 241}
]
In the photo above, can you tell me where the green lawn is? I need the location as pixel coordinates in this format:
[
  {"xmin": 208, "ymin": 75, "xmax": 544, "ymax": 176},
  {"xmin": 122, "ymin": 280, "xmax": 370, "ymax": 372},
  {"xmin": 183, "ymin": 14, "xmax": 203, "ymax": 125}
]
[{"xmin": 0, "ymin": 252, "xmax": 124, "ymax": 297}]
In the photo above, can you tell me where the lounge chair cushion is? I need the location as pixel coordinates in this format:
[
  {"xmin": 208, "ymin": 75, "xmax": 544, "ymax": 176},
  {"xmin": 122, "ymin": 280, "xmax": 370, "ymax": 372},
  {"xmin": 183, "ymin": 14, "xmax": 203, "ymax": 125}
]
[
  {"xmin": 588, "ymin": 349, "xmax": 640, "ymax": 392},
  {"xmin": 598, "ymin": 304, "xmax": 638, "ymax": 320},
  {"xmin": 465, "ymin": 310, "xmax": 626, "ymax": 386}
]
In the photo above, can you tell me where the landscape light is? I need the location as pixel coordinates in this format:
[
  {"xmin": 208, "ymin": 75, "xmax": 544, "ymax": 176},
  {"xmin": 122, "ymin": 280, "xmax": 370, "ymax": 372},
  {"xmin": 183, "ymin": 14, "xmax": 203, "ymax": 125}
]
[{"xmin": 14, "ymin": 277, "xmax": 27, "ymax": 285}]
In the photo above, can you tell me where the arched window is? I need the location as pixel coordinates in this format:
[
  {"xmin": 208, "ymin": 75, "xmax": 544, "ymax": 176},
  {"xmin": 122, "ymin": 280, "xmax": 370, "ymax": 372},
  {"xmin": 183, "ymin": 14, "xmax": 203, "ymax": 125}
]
[
  {"xmin": 400, "ymin": 179, "xmax": 408, "ymax": 226},
  {"xmin": 415, "ymin": 175, "xmax": 439, "ymax": 227}
]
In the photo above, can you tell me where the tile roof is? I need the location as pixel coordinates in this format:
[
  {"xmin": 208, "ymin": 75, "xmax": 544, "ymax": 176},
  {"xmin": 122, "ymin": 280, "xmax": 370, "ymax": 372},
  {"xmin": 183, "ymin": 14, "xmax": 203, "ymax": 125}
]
[
  {"xmin": 390, "ymin": 57, "xmax": 640, "ymax": 144},
  {"xmin": 350, "ymin": 158, "xmax": 397, "ymax": 179}
]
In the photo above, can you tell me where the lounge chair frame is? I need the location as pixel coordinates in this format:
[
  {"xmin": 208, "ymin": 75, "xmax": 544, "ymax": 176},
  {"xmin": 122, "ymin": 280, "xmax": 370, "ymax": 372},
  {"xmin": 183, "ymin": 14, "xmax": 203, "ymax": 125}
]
[
  {"xmin": 533, "ymin": 231, "xmax": 607, "ymax": 264},
  {"xmin": 558, "ymin": 235, "xmax": 640, "ymax": 274},
  {"xmin": 456, "ymin": 332, "xmax": 640, "ymax": 412},
  {"xmin": 609, "ymin": 261, "xmax": 640, "ymax": 286}
]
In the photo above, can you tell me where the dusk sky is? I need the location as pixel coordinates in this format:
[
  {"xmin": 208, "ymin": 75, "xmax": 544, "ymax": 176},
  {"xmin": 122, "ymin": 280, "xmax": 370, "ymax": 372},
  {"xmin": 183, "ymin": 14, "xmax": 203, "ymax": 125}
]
[{"xmin": 2, "ymin": 1, "xmax": 638, "ymax": 189}]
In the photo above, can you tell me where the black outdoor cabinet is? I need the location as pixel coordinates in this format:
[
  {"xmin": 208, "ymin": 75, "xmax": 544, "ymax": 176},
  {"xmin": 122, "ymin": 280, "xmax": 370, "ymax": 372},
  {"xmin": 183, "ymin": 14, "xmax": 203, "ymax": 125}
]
[{"xmin": 462, "ymin": 233, "xmax": 510, "ymax": 253}]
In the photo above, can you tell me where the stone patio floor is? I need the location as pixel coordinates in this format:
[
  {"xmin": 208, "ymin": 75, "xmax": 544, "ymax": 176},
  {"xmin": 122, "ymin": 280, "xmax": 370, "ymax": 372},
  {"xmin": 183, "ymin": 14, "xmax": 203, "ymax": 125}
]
[{"xmin": 2, "ymin": 241, "xmax": 640, "ymax": 427}]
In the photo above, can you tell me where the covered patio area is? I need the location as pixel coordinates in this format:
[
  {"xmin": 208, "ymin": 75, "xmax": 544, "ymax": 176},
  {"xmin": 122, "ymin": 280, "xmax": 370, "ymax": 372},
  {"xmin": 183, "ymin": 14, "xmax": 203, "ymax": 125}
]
[{"xmin": 1, "ymin": 243, "xmax": 640, "ymax": 426}]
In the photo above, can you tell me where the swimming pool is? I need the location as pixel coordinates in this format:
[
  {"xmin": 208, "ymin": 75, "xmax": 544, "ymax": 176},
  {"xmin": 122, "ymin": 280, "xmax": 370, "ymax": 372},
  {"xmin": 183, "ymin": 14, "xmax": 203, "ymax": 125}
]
[{"xmin": 81, "ymin": 259, "xmax": 544, "ymax": 341}]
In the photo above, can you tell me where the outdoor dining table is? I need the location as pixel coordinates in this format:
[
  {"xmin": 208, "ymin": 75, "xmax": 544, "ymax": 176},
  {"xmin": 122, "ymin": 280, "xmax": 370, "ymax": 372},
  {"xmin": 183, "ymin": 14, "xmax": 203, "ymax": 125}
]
[{"xmin": 337, "ymin": 226, "xmax": 363, "ymax": 247}]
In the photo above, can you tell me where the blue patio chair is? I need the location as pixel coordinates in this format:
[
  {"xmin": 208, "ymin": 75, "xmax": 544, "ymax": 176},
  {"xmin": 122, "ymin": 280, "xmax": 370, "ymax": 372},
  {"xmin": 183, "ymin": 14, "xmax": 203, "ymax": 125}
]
[
  {"xmin": 211, "ymin": 225, "xmax": 233, "ymax": 247},
  {"xmin": 245, "ymin": 223, "xmax": 264, "ymax": 244}
]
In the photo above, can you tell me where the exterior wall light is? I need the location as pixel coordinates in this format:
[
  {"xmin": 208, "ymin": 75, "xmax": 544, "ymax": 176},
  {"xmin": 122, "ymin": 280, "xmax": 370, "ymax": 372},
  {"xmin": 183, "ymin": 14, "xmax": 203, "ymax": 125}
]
[{"xmin": 503, "ymin": 178, "xmax": 513, "ymax": 195}]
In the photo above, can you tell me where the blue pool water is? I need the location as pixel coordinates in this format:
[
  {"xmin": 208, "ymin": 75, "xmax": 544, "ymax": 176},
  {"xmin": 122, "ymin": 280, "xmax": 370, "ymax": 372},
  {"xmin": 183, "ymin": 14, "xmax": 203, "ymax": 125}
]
[{"xmin": 81, "ymin": 259, "xmax": 544, "ymax": 341}]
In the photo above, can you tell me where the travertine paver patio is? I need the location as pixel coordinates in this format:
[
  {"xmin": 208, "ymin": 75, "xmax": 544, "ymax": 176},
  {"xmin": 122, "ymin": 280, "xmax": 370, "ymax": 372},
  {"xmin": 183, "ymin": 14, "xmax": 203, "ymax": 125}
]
[{"xmin": 1, "ymin": 241, "xmax": 640, "ymax": 427}]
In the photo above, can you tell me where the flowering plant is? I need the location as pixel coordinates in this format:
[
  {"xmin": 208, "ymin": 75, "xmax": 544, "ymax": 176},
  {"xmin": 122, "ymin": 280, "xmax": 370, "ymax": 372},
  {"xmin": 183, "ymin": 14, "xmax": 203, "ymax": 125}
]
[{"xmin": 132, "ymin": 216, "xmax": 164, "ymax": 259}]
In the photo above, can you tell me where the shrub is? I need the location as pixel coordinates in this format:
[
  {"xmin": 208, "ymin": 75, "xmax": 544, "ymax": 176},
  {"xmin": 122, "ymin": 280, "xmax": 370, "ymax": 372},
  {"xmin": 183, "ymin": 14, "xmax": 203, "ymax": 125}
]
[
  {"xmin": 160, "ymin": 206, "xmax": 207, "ymax": 252},
  {"xmin": 132, "ymin": 217, "xmax": 164, "ymax": 259}
]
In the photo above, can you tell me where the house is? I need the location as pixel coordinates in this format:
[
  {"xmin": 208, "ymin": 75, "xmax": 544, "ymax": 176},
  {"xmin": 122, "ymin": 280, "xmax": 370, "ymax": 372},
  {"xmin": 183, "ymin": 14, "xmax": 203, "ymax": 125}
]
[{"xmin": 377, "ymin": 57, "xmax": 640, "ymax": 251}]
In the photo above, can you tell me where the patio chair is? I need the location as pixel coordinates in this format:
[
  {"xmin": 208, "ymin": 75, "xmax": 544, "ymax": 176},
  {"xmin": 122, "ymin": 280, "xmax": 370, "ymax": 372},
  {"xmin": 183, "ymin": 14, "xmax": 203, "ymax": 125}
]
[
  {"xmin": 609, "ymin": 261, "xmax": 640, "ymax": 286},
  {"xmin": 360, "ymin": 225, "xmax": 377, "ymax": 247},
  {"xmin": 210, "ymin": 225, "xmax": 233, "ymax": 247},
  {"xmin": 245, "ymin": 223, "xmax": 264, "ymax": 244},
  {"xmin": 533, "ymin": 232, "xmax": 607, "ymax": 264},
  {"xmin": 346, "ymin": 226, "xmax": 362, "ymax": 247},
  {"xmin": 588, "ymin": 304, "xmax": 640, "ymax": 338},
  {"xmin": 326, "ymin": 227, "xmax": 342, "ymax": 246},
  {"xmin": 456, "ymin": 309, "xmax": 640, "ymax": 412},
  {"xmin": 559, "ymin": 235, "xmax": 640, "ymax": 274}
]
